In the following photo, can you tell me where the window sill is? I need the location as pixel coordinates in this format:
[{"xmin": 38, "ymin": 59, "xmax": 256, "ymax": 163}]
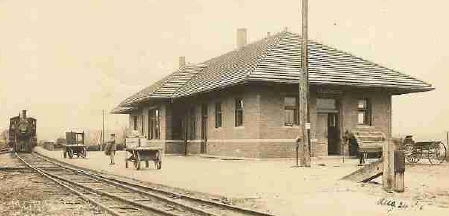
[
  {"xmin": 148, "ymin": 139, "xmax": 162, "ymax": 142},
  {"xmin": 357, "ymin": 123, "xmax": 372, "ymax": 126},
  {"xmin": 282, "ymin": 125, "xmax": 300, "ymax": 129},
  {"xmin": 234, "ymin": 126, "xmax": 245, "ymax": 129}
]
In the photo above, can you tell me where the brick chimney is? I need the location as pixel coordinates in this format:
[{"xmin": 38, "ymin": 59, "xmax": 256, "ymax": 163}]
[
  {"xmin": 236, "ymin": 28, "xmax": 247, "ymax": 49},
  {"xmin": 179, "ymin": 56, "xmax": 186, "ymax": 68},
  {"xmin": 21, "ymin": 110, "xmax": 27, "ymax": 119}
]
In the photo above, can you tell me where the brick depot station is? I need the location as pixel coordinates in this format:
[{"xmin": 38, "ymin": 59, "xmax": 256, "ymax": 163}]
[{"xmin": 112, "ymin": 29, "xmax": 433, "ymax": 158}]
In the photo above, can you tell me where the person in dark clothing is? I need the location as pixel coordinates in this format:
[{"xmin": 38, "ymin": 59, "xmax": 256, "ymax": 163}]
[{"xmin": 109, "ymin": 134, "xmax": 116, "ymax": 165}]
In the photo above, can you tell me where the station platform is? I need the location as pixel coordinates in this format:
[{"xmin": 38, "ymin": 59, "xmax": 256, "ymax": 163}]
[{"xmin": 33, "ymin": 147, "xmax": 449, "ymax": 216}]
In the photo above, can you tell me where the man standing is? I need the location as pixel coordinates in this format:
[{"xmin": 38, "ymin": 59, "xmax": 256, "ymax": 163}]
[{"xmin": 109, "ymin": 133, "xmax": 117, "ymax": 165}]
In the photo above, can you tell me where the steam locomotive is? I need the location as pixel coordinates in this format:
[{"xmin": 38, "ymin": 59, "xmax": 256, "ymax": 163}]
[{"xmin": 9, "ymin": 110, "xmax": 37, "ymax": 153}]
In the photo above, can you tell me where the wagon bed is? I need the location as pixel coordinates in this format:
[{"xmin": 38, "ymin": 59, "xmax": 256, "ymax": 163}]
[{"xmin": 125, "ymin": 147, "xmax": 162, "ymax": 170}]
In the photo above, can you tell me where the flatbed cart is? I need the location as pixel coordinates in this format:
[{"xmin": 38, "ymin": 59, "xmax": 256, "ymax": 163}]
[
  {"xmin": 125, "ymin": 147, "xmax": 162, "ymax": 170},
  {"xmin": 63, "ymin": 131, "xmax": 87, "ymax": 159}
]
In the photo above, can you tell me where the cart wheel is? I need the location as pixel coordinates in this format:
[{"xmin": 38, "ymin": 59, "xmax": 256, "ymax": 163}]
[
  {"xmin": 134, "ymin": 152, "xmax": 141, "ymax": 170},
  {"xmin": 68, "ymin": 149, "xmax": 74, "ymax": 159},
  {"xmin": 80, "ymin": 148, "xmax": 87, "ymax": 158},
  {"xmin": 155, "ymin": 151, "xmax": 162, "ymax": 169},
  {"xmin": 428, "ymin": 142, "xmax": 447, "ymax": 165},
  {"xmin": 404, "ymin": 144, "xmax": 419, "ymax": 163}
]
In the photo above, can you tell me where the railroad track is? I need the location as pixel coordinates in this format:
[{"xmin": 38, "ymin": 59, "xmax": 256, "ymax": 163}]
[
  {"xmin": 16, "ymin": 153, "xmax": 275, "ymax": 216},
  {"xmin": 0, "ymin": 147, "xmax": 11, "ymax": 154}
]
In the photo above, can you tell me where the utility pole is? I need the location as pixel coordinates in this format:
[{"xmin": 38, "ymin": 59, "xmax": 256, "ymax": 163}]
[
  {"xmin": 299, "ymin": 0, "xmax": 311, "ymax": 167},
  {"xmin": 446, "ymin": 131, "xmax": 448, "ymax": 147},
  {"xmin": 102, "ymin": 109, "xmax": 105, "ymax": 150}
]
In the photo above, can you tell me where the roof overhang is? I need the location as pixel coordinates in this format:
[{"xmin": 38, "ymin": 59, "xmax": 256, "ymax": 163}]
[{"xmin": 110, "ymin": 106, "xmax": 137, "ymax": 114}]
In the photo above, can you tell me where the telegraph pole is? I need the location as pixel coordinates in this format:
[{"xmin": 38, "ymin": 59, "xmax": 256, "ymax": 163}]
[
  {"xmin": 299, "ymin": 0, "xmax": 311, "ymax": 167},
  {"xmin": 446, "ymin": 131, "xmax": 448, "ymax": 149},
  {"xmin": 102, "ymin": 109, "xmax": 105, "ymax": 150}
]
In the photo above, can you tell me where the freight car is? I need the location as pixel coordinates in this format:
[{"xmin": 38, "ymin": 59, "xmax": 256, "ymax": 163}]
[{"xmin": 8, "ymin": 110, "xmax": 37, "ymax": 153}]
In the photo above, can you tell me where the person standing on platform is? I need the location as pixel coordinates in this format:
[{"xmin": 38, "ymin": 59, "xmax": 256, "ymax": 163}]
[{"xmin": 109, "ymin": 134, "xmax": 117, "ymax": 165}]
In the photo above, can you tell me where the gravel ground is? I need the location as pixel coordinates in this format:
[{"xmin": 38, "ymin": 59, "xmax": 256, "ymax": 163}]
[
  {"xmin": 0, "ymin": 154, "xmax": 108, "ymax": 216},
  {"xmin": 34, "ymin": 147, "xmax": 449, "ymax": 216}
]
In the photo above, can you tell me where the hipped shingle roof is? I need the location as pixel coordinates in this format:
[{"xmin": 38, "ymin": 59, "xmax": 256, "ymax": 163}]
[{"xmin": 112, "ymin": 31, "xmax": 433, "ymax": 114}]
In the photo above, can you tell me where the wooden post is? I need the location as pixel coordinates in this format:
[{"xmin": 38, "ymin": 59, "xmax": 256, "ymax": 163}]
[
  {"xmin": 299, "ymin": 0, "xmax": 311, "ymax": 167},
  {"xmin": 446, "ymin": 131, "xmax": 449, "ymax": 162},
  {"xmin": 383, "ymin": 137, "xmax": 395, "ymax": 192},
  {"xmin": 394, "ymin": 149, "xmax": 405, "ymax": 192}
]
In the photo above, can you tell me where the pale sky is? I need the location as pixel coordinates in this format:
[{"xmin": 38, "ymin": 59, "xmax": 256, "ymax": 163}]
[{"xmin": 0, "ymin": 0, "xmax": 448, "ymax": 141}]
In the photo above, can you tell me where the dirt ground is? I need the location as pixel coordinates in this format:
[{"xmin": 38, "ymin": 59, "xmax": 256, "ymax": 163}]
[
  {"xmin": 0, "ymin": 154, "xmax": 108, "ymax": 216},
  {"xmin": 31, "ymin": 147, "xmax": 449, "ymax": 216}
]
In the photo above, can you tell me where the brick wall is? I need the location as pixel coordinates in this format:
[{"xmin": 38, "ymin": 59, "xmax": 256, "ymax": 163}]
[{"xmin": 130, "ymin": 84, "xmax": 392, "ymax": 158}]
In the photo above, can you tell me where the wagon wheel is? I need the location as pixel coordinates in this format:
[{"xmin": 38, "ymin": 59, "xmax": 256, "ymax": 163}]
[
  {"xmin": 145, "ymin": 160, "xmax": 149, "ymax": 168},
  {"xmin": 156, "ymin": 161, "xmax": 162, "ymax": 170},
  {"xmin": 67, "ymin": 149, "xmax": 74, "ymax": 159},
  {"xmin": 404, "ymin": 143, "xmax": 419, "ymax": 163},
  {"xmin": 80, "ymin": 148, "xmax": 87, "ymax": 158},
  {"xmin": 134, "ymin": 152, "xmax": 141, "ymax": 170},
  {"xmin": 154, "ymin": 151, "xmax": 162, "ymax": 169},
  {"xmin": 428, "ymin": 142, "xmax": 447, "ymax": 165},
  {"xmin": 125, "ymin": 151, "xmax": 131, "ymax": 168},
  {"xmin": 63, "ymin": 149, "xmax": 67, "ymax": 158}
]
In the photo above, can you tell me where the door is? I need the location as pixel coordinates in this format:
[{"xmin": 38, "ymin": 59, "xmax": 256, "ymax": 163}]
[
  {"xmin": 200, "ymin": 104, "xmax": 208, "ymax": 154},
  {"xmin": 327, "ymin": 113, "xmax": 340, "ymax": 155},
  {"xmin": 316, "ymin": 113, "xmax": 328, "ymax": 156}
]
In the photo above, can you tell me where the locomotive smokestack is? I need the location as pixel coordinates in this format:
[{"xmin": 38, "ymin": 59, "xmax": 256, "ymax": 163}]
[{"xmin": 22, "ymin": 110, "xmax": 27, "ymax": 119}]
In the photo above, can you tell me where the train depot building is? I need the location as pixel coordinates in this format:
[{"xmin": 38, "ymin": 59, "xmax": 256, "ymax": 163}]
[{"xmin": 112, "ymin": 30, "xmax": 433, "ymax": 158}]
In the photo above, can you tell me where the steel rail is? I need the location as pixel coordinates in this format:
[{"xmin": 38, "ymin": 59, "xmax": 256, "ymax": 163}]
[
  {"xmin": 20, "ymin": 153, "xmax": 212, "ymax": 216},
  {"xmin": 15, "ymin": 153, "xmax": 125, "ymax": 216},
  {"xmin": 35, "ymin": 152, "xmax": 275, "ymax": 216}
]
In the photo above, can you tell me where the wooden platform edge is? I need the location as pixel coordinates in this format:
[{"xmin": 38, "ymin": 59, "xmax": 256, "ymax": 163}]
[{"xmin": 341, "ymin": 159, "xmax": 384, "ymax": 183}]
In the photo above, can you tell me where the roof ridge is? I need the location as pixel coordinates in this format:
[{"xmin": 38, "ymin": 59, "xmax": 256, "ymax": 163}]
[
  {"xmin": 172, "ymin": 32, "xmax": 288, "ymax": 98},
  {"xmin": 246, "ymin": 31, "xmax": 289, "ymax": 78}
]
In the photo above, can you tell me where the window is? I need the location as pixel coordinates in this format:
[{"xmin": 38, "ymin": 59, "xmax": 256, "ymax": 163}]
[
  {"xmin": 141, "ymin": 115, "xmax": 144, "ymax": 135},
  {"xmin": 215, "ymin": 102, "xmax": 222, "ymax": 128},
  {"xmin": 357, "ymin": 99, "xmax": 371, "ymax": 125},
  {"xmin": 148, "ymin": 108, "xmax": 160, "ymax": 139},
  {"xmin": 284, "ymin": 96, "xmax": 299, "ymax": 126},
  {"xmin": 188, "ymin": 107, "xmax": 196, "ymax": 140},
  {"xmin": 235, "ymin": 98, "xmax": 243, "ymax": 127},
  {"xmin": 133, "ymin": 116, "xmax": 138, "ymax": 130}
]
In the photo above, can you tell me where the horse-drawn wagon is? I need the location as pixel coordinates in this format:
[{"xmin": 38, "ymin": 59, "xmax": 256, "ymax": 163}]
[
  {"xmin": 403, "ymin": 135, "xmax": 446, "ymax": 164},
  {"xmin": 63, "ymin": 131, "xmax": 87, "ymax": 159},
  {"xmin": 125, "ymin": 136, "xmax": 162, "ymax": 170}
]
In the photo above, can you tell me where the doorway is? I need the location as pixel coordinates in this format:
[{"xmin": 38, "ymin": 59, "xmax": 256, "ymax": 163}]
[
  {"xmin": 200, "ymin": 104, "xmax": 208, "ymax": 154},
  {"xmin": 316, "ymin": 98, "xmax": 341, "ymax": 155},
  {"xmin": 327, "ymin": 113, "xmax": 340, "ymax": 155}
]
